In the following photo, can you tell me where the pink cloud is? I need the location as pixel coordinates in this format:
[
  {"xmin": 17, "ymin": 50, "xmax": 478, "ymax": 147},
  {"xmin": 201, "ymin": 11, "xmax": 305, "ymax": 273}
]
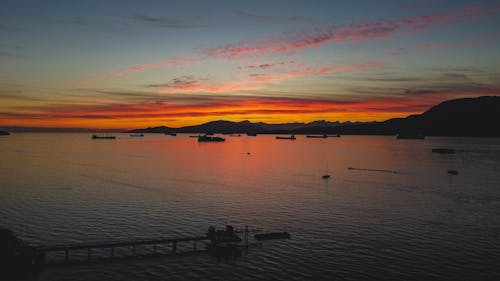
[
  {"xmin": 239, "ymin": 60, "xmax": 296, "ymax": 70},
  {"xmin": 248, "ymin": 61, "xmax": 389, "ymax": 83},
  {"xmin": 390, "ymin": 29, "xmax": 500, "ymax": 56},
  {"xmin": 108, "ymin": 57, "xmax": 198, "ymax": 77},
  {"xmin": 202, "ymin": 5, "xmax": 499, "ymax": 59},
  {"xmin": 76, "ymin": 5, "xmax": 499, "ymax": 86}
]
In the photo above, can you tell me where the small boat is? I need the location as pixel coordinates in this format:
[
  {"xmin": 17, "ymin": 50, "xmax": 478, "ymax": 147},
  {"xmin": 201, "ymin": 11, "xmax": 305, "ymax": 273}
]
[
  {"xmin": 396, "ymin": 133, "xmax": 425, "ymax": 139},
  {"xmin": 247, "ymin": 133, "xmax": 257, "ymax": 136},
  {"xmin": 432, "ymin": 148, "xmax": 456, "ymax": 154},
  {"xmin": 322, "ymin": 174, "xmax": 331, "ymax": 179},
  {"xmin": 307, "ymin": 134, "xmax": 328, "ymax": 138},
  {"xmin": 276, "ymin": 135, "xmax": 296, "ymax": 140},
  {"xmin": 92, "ymin": 134, "xmax": 116, "ymax": 139},
  {"xmin": 254, "ymin": 232, "xmax": 291, "ymax": 241},
  {"xmin": 130, "ymin": 133, "xmax": 144, "ymax": 137},
  {"xmin": 165, "ymin": 132, "xmax": 177, "ymax": 136},
  {"xmin": 189, "ymin": 135, "xmax": 200, "ymax": 138},
  {"xmin": 448, "ymin": 169, "xmax": 459, "ymax": 175},
  {"xmin": 198, "ymin": 135, "xmax": 225, "ymax": 142}
]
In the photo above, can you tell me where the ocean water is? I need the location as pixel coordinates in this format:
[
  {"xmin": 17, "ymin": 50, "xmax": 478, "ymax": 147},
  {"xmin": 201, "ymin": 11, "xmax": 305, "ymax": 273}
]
[{"xmin": 1, "ymin": 133, "xmax": 499, "ymax": 281}]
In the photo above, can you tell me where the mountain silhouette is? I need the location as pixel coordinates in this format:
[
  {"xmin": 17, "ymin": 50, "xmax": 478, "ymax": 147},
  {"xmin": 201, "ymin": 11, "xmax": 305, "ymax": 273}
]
[
  {"xmin": 128, "ymin": 96, "xmax": 499, "ymax": 137},
  {"xmin": 128, "ymin": 120, "xmax": 344, "ymax": 134},
  {"xmin": 326, "ymin": 96, "xmax": 500, "ymax": 137},
  {"xmin": 3, "ymin": 96, "xmax": 495, "ymax": 137}
]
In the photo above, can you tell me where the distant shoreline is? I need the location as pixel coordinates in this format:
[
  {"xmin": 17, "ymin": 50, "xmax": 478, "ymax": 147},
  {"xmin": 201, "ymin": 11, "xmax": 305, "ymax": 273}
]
[{"xmin": 2, "ymin": 96, "xmax": 499, "ymax": 137}]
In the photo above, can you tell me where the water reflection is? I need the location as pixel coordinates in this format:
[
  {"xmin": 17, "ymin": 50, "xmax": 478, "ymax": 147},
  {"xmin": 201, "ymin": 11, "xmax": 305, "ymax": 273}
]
[{"xmin": 0, "ymin": 133, "xmax": 499, "ymax": 281}]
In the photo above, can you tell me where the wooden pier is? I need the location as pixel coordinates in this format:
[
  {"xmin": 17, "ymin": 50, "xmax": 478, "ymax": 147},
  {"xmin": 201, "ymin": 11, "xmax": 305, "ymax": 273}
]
[
  {"xmin": 33, "ymin": 225, "xmax": 287, "ymax": 265},
  {"xmin": 36, "ymin": 235, "xmax": 210, "ymax": 264}
]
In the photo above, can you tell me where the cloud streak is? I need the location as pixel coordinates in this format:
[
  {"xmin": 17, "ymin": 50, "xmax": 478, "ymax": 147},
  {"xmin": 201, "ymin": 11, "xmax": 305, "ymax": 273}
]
[
  {"xmin": 78, "ymin": 4, "xmax": 498, "ymax": 85},
  {"xmin": 247, "ymin": 61, "xmax": 389, "ymax": 84},
  {"xmin": 148, "ymin": 75, "xmax": 261, "ymax": 93},
  {"xmin": 145, "ymin": 61, "xmax": 387, "ymax": 94},
  {"xmin": 203, "ymin": 5, "xmax": 498, "ymax": 59},
  {"xmin": 132, "ymin": 13, "xmax": 206, "ymax": 28},
  {"xmin": 75, "ymin": 57, "xmax": 200, "ymax": 87}
]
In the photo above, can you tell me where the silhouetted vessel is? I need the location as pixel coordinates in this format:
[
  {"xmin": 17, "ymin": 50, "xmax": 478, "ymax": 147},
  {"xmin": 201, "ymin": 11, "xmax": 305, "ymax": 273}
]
[
  {"xmin": 165, "ymin": 132, "xmax": 177, "ymax": 136},
  {"xmin": 322, "ymin": 174, "xmax": 331, "ymax": 179},
  {"xmin": 276, "ymin": 135, "xmax": 296, "ymax": 140},
  {"xmin": 130, "ymin": 133, "xmax": 144, "ymax": 137},
  {"xmin": 92, "ymin": 134, "xmax": 116, "ymax": 139},
  {"xmin": 432, "ymin": 148, "xmax": 456, "ymax": 154},
  {"xmin": 0, "ymin": 130, "xmax": 9, "ymax": 136},
  {"xmin": 247, "ymin": 133, "xmax": 257, "ymax": 136},
  {"xmin": 254, "ymin": 232, "xmax": 291, "ymax": 240},
  {"xmin": 448, "ymin": 169, "xmax": 459, "ymax": 175},
  {"xmin": 198, "ymin": 135, "xmax": 225, "ymax": 142},
  {"xmin": 396, "ymin": 133, "xmax": 425, "ymax": 139},
  {"xmin": 307, "ymin": 134, "xmax": 328, "ymax": 138}
]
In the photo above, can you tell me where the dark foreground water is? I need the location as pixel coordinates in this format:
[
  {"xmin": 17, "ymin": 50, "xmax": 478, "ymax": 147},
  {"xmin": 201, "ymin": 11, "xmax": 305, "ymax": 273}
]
[{"xmin": 1, "ymin": 133, "xmax": 499, "ymax": 281}]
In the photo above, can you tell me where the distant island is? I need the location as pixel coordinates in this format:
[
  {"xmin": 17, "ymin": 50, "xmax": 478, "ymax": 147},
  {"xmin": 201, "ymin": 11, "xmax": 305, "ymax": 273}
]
[{"xmin": 128, "ymin": 96, "xmax": 500, "ymax": 137}]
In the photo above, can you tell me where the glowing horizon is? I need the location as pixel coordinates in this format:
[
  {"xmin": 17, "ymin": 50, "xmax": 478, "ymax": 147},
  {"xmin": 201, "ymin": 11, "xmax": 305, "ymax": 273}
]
[{"xmin": 1, "ymin": 1, "xmax": 500, "ymax": 129}]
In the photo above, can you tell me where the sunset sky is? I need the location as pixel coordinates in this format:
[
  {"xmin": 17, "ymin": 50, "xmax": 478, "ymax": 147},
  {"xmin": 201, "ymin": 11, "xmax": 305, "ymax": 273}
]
[{"xmin": 1, "ymin": 0, "xmax": 499, "ymax": 129}]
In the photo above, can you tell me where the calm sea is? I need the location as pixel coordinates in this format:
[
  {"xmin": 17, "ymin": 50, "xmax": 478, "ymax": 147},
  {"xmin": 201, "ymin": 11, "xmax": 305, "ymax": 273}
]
[{"xmin": 1, "ymin": 133, "xmax": 499, "ymax": 281}]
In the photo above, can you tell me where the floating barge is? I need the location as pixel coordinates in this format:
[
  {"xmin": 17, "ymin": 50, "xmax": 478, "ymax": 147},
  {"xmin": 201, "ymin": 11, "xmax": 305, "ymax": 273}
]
[
  {"xmin": 92, "ymin": 134, "xmax": 116, "ymax": 139},
  {"xmin": 198, "ymin": 135, "xmax": 225, "ymax": 142},
  {"xmin": 307, "ymin": 134, "xmax": 328, "ymax": 138},
  {"xmin": 276, "ymin": 135, "xmax": 296, "ymax": 140},
  {"xmin": 432, "ymin": 148, "xmax": 456, "ymax": 154},
  {"xmin": 254, "ymin": 232, "xmax": 291, "ymax": 241},
  {"xmin": 396, "ymin": 133, "xmax": 425, "ymax": 139}
]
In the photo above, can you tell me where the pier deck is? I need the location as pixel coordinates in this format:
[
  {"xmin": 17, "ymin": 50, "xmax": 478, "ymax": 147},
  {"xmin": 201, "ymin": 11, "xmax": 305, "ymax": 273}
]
[
  {"xmin": 36, "ymin": 235, "xmax": 210, "ymax": 264},
  {"xmin": 33, "ymin": 226, "xmax": 287, "ymax": 265}
]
